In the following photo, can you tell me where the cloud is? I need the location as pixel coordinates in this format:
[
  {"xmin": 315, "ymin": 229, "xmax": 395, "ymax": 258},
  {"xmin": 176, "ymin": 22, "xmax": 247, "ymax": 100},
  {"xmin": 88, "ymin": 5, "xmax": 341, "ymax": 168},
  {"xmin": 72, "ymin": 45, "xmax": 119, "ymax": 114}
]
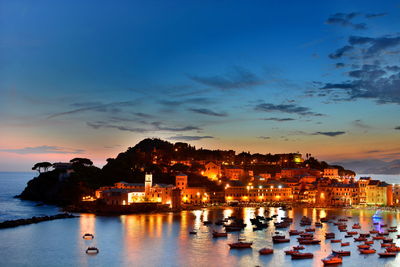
[
  {"xmin": 365, "ymin": 13, "xmax": 388, "ymax": 19},
  {"xmin": 188, "ymin": 66, "xmax": 263, "ymax": 90},
  {"xmin": 313, "ymin": 131, "xmax": 346, "ymax": 137},
  {"xmin": 325, "ymin": 12, "xmax": 366, "ymax": 30},
  {"xmin": 255, "ymin": 103, "xmax": 324, "ymax": 116},
  {"xmin": 188, "ymin": 108, "xmax": 227, "ymax": 117},
  {"xmin": 0, "ymin": 145, "xmax": 85, "ymax": 154},
  {"xmin": 159, "ymin": 97, "xmax": 214, "ymax": 107},
  {"xmin": 348, "ymin": 35, "xmax": 400, "ymax": 57},
  {"xmin": 168, "ymin": 135, "xmax": 214, "ymax": 141},
  {"xmin": 395, "ymin": 126, "xmax": 400, "ymax": 130},
  {"xmin": 335, "ymin": 63, "xmax": 346, "ymax": 68},
  {"xmin": 47, "ymin": 101, "xmax": 135, "ymax": 119},
  {"xmin": 257, "ymin": 136, "xmax": 271, "ymax": 139},
  {"xmin": 329, "ymin": 45, "xmax": 354, "ymax": 59},
  {"xmin": 321, "ymin": 63, "xmax": 400, "ymax": 104},
  {"xmin": 87, "ymin": 121, "xmax": 201, "ymax": 133},
  {"xmin": 352, "ymin": 119, "xmax": 372, "ymax": 129},
  {"xmin": 261, "ymin": 117, "xmax": 295, "ymax": 122}
]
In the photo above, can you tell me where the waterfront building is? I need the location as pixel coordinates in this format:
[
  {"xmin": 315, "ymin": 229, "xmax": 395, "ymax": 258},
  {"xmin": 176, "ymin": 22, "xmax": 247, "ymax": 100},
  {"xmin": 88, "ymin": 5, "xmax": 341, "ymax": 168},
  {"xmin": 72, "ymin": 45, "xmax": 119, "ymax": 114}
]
[
  {"xmin": 175, "ymin": 173, "xmax": 209, "ymax": 204},
  {"xmin": 393, "ymin": 184, "xmax": 400, "ymax": 205},
  {"xmin": 225, "ymin": 180, "xmax": 293, "ymax": 203}
]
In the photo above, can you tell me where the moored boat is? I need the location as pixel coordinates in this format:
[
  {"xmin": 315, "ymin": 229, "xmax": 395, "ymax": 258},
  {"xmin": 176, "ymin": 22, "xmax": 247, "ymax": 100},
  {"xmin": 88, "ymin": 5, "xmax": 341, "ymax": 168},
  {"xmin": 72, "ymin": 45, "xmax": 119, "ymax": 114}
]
[
  {"xmin": 299, "ymin": 239, "xmax": 321, "ymax": 245},
  {"xmin": 378, "ymin": 252, "xmax": 396, "ymax": 257},
  {"xmin": 259, "ymin": 248, "xmax": 273, "ymax": 255},
  {"xmin": 330, "ymin": 239, "xmax": 341, "ymax": 243},
  {"xmin": 285, "ymin": 250, "xmax": 299, "ymax": 255},
  {"xmin": 228, "ymin": 242, "xmax": 252, "ymax": 249},
  {"xmin": 364, "ymin": 240, "xmax": 374, "ymax": 245},
  {"xmin": 189, "ymin": 231, "xmax": 197, "ymax": 235},
  {"xmin": 332, "ymin": 250, "xmax": 351, "ymax": 256},
  {"xmin": 322, "ymin": 254, "xmax": 342, "ymax": 265},
  {"xmin": 86, "ymin": 247, "xmax": 99, "ymax": 254},
  {"xmin": 341, "ymin": 242, "xmax": 350, "ymax": 246},
  {"xmin": 82, "ymin": 233, "xmax": 94, "ymax": 240},
  {"xmin": 357, "ymin": 244, "xmax": 370, "ymax": 249},
  {"xmin": 293, "ymin": 246, "xmax": 305, "ymax": 250},
  {"xmin": 291, "ymin": 252, "xmax": 313, "ymax": 259},
  {"xmin": 212, "ymin": 231, "xmax": 227, "ymax": 238},
  {"xmin": 360, "ymin": 249, "xmax": 376, "ymax": 254}
]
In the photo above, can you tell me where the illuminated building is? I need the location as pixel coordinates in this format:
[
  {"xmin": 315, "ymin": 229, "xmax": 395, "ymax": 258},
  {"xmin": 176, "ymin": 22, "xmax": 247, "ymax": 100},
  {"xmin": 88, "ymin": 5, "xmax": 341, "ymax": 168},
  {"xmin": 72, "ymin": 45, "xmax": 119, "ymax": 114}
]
[{"xmin": 203, "ymin": 161, "xmax": 221, "ymax": 181}]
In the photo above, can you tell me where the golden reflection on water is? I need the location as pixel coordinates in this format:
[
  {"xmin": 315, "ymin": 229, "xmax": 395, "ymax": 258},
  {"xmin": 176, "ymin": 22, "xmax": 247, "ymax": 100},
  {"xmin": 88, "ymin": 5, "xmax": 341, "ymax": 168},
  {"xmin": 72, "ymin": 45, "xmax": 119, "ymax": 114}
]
[{"xmin": 74, "ymin": 208, "xmax": 400, "ymax": 267}]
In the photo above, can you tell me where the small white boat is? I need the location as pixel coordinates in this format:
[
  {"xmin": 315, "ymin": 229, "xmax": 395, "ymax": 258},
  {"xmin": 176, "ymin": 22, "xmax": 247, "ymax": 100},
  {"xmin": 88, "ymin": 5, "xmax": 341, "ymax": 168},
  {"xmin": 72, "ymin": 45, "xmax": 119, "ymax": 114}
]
[{"xmin": 86, "ymin": 247, "xmax": 99, "ymax": 254}]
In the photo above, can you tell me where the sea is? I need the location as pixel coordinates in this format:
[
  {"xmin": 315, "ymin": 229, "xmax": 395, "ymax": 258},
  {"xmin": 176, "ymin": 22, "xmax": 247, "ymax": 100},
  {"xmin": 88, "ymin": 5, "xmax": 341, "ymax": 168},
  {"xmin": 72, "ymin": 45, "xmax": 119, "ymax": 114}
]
[{"xmin": 1, "ymin": 172, "xmax": 400, "ymax": 267}]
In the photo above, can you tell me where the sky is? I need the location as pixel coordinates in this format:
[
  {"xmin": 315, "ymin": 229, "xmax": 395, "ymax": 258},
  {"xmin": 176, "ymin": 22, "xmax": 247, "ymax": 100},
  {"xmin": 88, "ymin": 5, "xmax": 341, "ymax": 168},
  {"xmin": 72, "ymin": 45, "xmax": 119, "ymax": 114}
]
[{"xmin": 0, "ymin": 0, "xmax": 399, "ymax": 171}]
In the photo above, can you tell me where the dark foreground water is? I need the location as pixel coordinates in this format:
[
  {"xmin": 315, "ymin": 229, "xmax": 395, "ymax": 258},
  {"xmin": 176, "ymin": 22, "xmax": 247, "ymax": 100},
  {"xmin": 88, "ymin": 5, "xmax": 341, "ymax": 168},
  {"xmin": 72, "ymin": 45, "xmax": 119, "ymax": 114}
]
[{"xmin": 1, "ymin": 172, "xmax": 400, "ymax": 267}]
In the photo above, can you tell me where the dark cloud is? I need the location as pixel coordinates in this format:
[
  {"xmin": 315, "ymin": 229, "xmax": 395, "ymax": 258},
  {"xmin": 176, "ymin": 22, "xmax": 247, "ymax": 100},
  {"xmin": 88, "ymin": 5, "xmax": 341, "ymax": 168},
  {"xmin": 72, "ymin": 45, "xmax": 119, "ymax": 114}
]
[
  {"xmin": 159, "ymin": 97, "xmax": 214, "ymax": 107},
  {"xmin": 313, "ymin": 131, "xmax": 346, "ymax": 137},
  {"xmin": 326, "ymin": 12, "xmax": 366, "ymax": 30},
  {"xmin": 168, "ymin": 135, "xmax": 214, "ymax": 141},
  {"xmin": 257, "ymin": 136, "xmax": 271, "ymax": 139},
  {"xmin": 321, "ymin": 63, "xmax": 400, "ymax": 104},
  {"xmin": 395, "ymin": 126, "xmax": 400, "ymax": 130},
  {"xmin": 386, "ymin": 65, "xmax": 400, "ymax": 72},
  {"xmin": 0, "ymin": 145, "xmax": 84, "ymax": 154},
  {"xmin": 349, "ymin": 35, "xmax": 400, "ymax": 57},
  {"xmin": 188, "ymin": 108, "xmax": 227, "ymax": 117},
  {"xmin": 335, "ymin": 63, "xmax": 346, "ymax": 68},
  {"xmin": 132, "ymin": 112, "xmax": 154, "ymax": 118},
  {"xmin": 87, "ymin": 122, "xmax": 148, "ymax": 133},
  {"xmin": 188, "ymin": 67, "xmax": 263, "ymax": 90},
  {"xmin": 329, "ymin": 45, "xmax": 354, "ymax": 59},
  {"xmin": 365, "ymin": 13, "xmax": 388, "ymax": 19},
  {"xmin": 255, "ymin": 103, "xmax": 324, "ymax": 117},
  {"xmin": 261, "ymin": 117, "xmax": 295, "ymax": 122}
]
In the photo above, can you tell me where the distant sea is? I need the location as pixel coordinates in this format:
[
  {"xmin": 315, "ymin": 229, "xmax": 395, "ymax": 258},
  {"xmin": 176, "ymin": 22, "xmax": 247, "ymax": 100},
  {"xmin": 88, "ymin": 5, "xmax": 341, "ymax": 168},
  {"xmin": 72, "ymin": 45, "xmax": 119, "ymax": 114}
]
[
  {"xmin": 0, "ymin": 172, "xmax": 59, "ymax": 222},
  {"xmin": 357, "ymin": 174, "xmax": 400, "ymax": 184}
]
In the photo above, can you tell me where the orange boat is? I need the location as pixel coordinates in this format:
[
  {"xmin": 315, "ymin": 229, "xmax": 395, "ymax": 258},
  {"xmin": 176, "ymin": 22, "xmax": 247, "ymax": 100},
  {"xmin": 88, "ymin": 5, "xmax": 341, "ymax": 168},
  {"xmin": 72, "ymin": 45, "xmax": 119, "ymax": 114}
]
[
  {"xmin": 354, "ymin": 237, "xmax": 367, "ymax": 242},
  {"xmin": 228, "ymin": 242, "xmax": 252, "ymax": 248},
  {"xmin": 373, "ymin": 236, "xmax": 385, "ymax": 240},
  {"xmin": 259, "ymin": 248, "xmax": 273, "ymax": 255},
  {"xmin": 358, "ymin": 244, "xmax": 370, "ymax": 249},
  {"xmin": 360, "ymin": 249, "xmax": 376, "ymax": 254},
  {"xmin": 386, "ymin": 247, "xmax": 400, "ymax": 252},
  {"xmin": 370, "ymin": 230, "xmax": 379, "ymax": 234},
  {"xmin": 322, "ymin": 254, "xmax": 342, "ymax": 265},
  {"xmin": 341, "ymin": 242, "xmax": 350, "ymax": 246},
  {"xmin": 364, "ymin": 240, "xmax": 374, "ymax": 245},
  {"xmin": 381, "ymin": 243, "xmax": 395, "ymax": 248}
]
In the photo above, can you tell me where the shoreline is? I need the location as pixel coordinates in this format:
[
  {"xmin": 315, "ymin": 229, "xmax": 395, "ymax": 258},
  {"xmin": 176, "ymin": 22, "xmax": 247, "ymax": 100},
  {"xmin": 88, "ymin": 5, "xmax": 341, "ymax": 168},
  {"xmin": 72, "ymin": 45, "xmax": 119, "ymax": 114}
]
[{"xmin": 0, "ymin": 213, "xmax": 78, "ymax": 229}]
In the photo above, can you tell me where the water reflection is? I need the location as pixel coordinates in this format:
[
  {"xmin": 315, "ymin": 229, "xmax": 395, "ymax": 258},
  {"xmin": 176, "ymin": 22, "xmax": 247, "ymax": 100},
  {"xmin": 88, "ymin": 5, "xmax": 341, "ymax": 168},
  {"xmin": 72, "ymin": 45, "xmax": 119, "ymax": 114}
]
[{"xmin": 1, "ymin": 207, "xmax": 400, "ymax": 267}]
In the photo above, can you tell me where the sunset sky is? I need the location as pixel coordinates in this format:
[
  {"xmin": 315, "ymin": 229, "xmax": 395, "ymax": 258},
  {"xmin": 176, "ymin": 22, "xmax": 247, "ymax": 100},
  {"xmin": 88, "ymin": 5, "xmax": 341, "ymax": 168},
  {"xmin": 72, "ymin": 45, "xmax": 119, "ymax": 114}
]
[{"xmin": 1, "ymin": 0, "xmax": 399, "ymax": 171}]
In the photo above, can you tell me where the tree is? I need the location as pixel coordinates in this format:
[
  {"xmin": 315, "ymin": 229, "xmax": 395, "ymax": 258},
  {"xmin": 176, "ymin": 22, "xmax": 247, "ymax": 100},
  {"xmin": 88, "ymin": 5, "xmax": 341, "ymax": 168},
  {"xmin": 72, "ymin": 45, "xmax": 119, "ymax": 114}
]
[
  {"xmin": 70, "ymin": 158, "xmax": 93, "ymax": 167},
  {"xmin": 32, "ymin": 162, "xmax": 52, "ymax": 173}
]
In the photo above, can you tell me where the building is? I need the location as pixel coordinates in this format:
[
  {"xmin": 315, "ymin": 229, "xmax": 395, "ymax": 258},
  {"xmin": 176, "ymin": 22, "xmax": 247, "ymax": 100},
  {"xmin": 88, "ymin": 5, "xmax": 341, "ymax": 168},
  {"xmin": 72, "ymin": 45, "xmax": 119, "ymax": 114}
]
[
  {"xmin": 175, "ymin": 173, "xmax": 209, "ymax": 204},
  {"xmin": 323, "ymin": 168, "xmax": 340, "ymax": 179},
  {"xmin": 223, "ymin": 166, "xmax": 244, "ymax": 180},
  {"xmin": 203, "ymin": 161, "xmax": 221, "ymax": 181},
  {"xmin": 225, "ymin": 180, "xmax": 293, "ymax": 203},
  {"xmin": 393, "ymin": 184, "xmax": 400, "ymax": 206}
]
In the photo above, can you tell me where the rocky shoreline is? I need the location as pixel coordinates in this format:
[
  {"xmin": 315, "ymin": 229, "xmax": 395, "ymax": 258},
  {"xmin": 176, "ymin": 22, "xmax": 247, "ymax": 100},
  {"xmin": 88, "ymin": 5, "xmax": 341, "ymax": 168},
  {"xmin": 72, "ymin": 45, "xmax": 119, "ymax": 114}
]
[{"xmin": 0, "ymin": 213, "xmax": 78, "ymax": 229}]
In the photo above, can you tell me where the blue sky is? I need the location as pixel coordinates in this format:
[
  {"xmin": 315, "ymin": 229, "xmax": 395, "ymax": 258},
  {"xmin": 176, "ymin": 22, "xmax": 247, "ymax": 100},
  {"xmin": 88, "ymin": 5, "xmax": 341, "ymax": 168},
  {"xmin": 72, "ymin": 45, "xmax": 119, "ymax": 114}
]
[{"xmin": 0, "ymin": 0, "xmax": 399, "ymax": 171}]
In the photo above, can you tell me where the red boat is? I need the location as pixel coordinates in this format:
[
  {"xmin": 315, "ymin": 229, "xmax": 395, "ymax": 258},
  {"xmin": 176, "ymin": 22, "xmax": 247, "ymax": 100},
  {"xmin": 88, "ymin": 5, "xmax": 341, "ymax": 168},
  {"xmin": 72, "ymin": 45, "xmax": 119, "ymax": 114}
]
[
  {"xmin": 259, "ymin": 248, "xmax": 273, "ymax": 255},
  {"xmin": 382, "ymin": 238, "xmax": 393, "ymax": 243},
  {"xmin": 378, "ymin": 252, "xmax": 396, "ymax": 257},
  {"xmin": 381, "ymin": 243, "xmax": 395, "ymax": 248},
  {"xmin": 388, "ymin": 229, "xmax": 397, "ymax": 232},
  {"xmin": 347, "ymin": 231, "xmax": 358, "ymax": 235},
  {"xmin": 370, "ymin": 230, "xmax": 379, "ymax": 234},
  {"xmin": 386, "ymin": 247, "xmax": 400, "ymax": 252},
  {"xmin": 353, "ymin": 224, "xmax": 361, "ymax": 229},
  {"xmin": 273, "ymin": 238, "xmax": 290, "ymax": 243},
  {"xmin": 299, "ymin": 239, "xmax": 321, "ymax": 245},
  {"xmin": 358, "ymin": 244, "xmax": 370, "ymax": 249},
  {"xmin": 228, "ymin": 242, "xmax": 252, "ymax": 248},
  {"xmin": 322, "ymin": 254, "xmax": 342, "ymax": 265},
  {"xmin": 325, "ymin": 233, "xmax": 335, "ymax": 239},
  {"xmin": 373, "ymin": 236, "xmax": 385, "ymax": 240},
  {"xmin": 360, "ymin": 249, "xmax": 376, "ymax": 254},
  {"xmin": 341, "ymin": 242, "xmax": 350, "ymax": 246},
  {"xmin": 289, "ymin": 230, "xmax": 302, "ymax": 236},
  {"xmin": 332, "ymin": 250, "xmax": 351, "ymax": 256},
  {"xmin": 364, "ymin": 240, "xmax": 374, "ymax": 245},
  {"xmin": 330, "ymin": 239, "xmax": 341, "ymax": 243},
  {"xmin": 212, "ymin": 231, "xmax": 227, "ymax": 238},
  {"xmin": 305, "ymin": 228, "xmax": 315, "ymax": 232},
  {"xmin": 300, "ymin": 233, "xmax": 314, "ymax": 237},
  {"xmin": 293, "ymin": 246, "xmax": 305, "ymax": 250},
  {"xmin": 291, "ymin": 253, "xmax": 313, "ymax": 259},
  {"xmin": 397, "ymin": 234, "xmax": 400, "ymax": 238}
]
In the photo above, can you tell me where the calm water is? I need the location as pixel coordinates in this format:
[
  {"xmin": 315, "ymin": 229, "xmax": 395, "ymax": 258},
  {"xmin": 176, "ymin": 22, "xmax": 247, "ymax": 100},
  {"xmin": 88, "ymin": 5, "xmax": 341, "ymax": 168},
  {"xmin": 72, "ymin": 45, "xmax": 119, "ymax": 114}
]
[{"xmin": 1, "ymin": 172, "xmax": 400, "ymax": 267}]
